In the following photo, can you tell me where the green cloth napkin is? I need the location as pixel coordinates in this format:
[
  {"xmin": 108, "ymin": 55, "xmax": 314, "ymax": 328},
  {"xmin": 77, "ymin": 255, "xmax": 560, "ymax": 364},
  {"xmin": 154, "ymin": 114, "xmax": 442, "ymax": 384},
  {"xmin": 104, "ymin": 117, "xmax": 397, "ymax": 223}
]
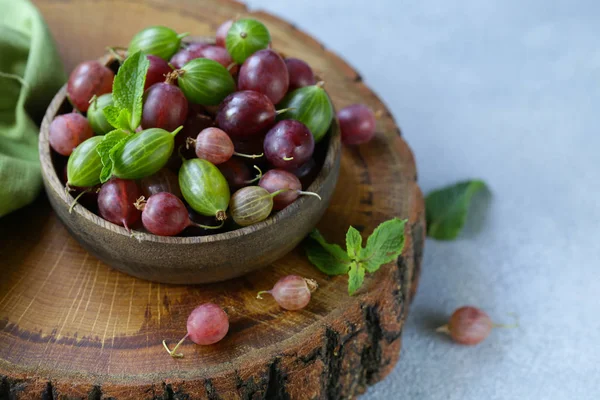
[{"xmin": 0, "ymin": 0, "xmax": 66, "ymax": 217}]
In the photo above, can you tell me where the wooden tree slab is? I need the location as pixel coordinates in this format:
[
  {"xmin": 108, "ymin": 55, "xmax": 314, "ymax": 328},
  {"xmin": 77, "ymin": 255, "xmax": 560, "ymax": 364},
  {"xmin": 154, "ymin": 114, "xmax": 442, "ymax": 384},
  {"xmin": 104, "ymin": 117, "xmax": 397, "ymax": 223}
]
[{"xmin": 0, "ymin": 0, "xmax": 425, "ymax": 398}]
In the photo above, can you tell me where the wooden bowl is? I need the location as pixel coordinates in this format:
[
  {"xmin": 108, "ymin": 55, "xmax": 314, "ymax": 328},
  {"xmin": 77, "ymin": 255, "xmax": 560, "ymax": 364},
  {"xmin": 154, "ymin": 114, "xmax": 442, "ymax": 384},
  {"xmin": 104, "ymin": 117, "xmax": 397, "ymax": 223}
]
[{"xmin": 39, "ymin": 66, "xmax": 341, "ymax": 285}]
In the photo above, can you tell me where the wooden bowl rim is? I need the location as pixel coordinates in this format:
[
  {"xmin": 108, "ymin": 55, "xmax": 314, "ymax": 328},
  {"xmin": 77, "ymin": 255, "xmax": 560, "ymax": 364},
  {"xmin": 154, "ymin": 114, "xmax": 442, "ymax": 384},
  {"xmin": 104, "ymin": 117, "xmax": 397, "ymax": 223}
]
[{"xmin": 39, "ymin": 50, "xmax": 341, "ymax": 244}]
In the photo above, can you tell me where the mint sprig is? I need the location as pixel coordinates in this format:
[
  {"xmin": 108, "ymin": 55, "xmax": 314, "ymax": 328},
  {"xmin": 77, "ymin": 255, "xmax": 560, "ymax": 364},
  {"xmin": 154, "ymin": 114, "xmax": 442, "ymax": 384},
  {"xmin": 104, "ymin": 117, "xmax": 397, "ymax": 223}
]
[
  {"xmin": 103, "ymin": 50, "xmax": 149, "ymax": 132},
  {"xmin": 305, "ymin": 218, "xmax": 407, "ymax": 295},
  {"xmin": 96, "ymin": 50, "xmax": 149, "ymax": 183}
]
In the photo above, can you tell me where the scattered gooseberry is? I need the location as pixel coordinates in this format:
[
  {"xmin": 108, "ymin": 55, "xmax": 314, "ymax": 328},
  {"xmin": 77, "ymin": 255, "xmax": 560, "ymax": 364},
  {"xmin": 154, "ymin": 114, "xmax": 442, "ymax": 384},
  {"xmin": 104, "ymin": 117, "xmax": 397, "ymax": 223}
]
[
  {"xmin": 436, "ymin": 306, "xmax": 516, "ymax": 345},
  {"xmin": 257, "ymin": 275, "xmax": 318, "ymax": 310},
  {"xmin": 163, "ymin": 303, "xmax": 229, "ymax": 358},
  {"xmin": 337, "ymin": 104, "xmax": 377, "ymax": 145}
]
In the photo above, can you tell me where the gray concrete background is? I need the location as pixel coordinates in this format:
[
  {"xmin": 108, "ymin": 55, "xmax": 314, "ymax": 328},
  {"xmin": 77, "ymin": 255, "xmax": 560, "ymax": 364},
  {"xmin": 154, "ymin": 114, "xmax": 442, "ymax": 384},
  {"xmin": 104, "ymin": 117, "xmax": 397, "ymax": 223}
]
[{"xmin": 245, "ymin": 0, "xmax": 600, "ymax": 398}]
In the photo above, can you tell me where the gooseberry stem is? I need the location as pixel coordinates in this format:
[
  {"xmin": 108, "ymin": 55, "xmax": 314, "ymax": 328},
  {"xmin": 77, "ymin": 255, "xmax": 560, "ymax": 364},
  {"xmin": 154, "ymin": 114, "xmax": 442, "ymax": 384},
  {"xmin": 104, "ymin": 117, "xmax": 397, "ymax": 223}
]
[
  {"xmin": 305, "ymin": 278, "xmax": 319, "ymax": 292},
  {"xmin": 177, "ymin": 32, "xmax": 191, "ymax": 40},
  {"xmin": 163, "ymin": 332, "xmax": 189, "ymax": 358},
  {"xmin": 193, "ymin": 220, "xmax": 225, "ymax": 230},
  {"xmin": 269, "ymin": 189, "xmax": 289, "ymax": 198},
  {"xmin": 436, "ymin": 324, "xmax": 450, "ymax": 335},
  {"xmin": 436, "ymin": 314, "xmax": 519, "ymax": 337},
  {"xmin": 316, "ymin": 81, "xmax": 325, "ymax": 88},
  {"xmin": 492, "ymin": 313, "xmax": 520, "ymax": 329},
  {"xmin": 121, "ymin": 222, "xmax": 134, "ymax": 236},
  {"xmin": 171, "ymin": 126, "xmax": 183, "ymax": 137},
  {"xmin": 106, "ymin": 47, "xmax": 125, "ymax": 63},
  {"xmin": 256, "ymin": 290, "xmax": 272, "ymax": 299},
  {"xmin": 233, "ymin": 151, "xmax": 263, "ymax": 159},
  {"xmin": 227, "ymin": 63, "xmax": 237, "ymax": 72},
  {"xmin": 88, "ymin": 94, "xmax": 98, "ymax": 107},
  {"xmin": 178, "ymin": 145, "xmax": 187, "ymax": 161},
  {"xmin": 240, "ymin": 32, "xmax": 248, "ymax": 39},
  {"xmin": 374, "ymin": 109, "xmax": 384, "ymax": 119},
  {"xmin": 186, "ymin": 137, "xmax": 196, "ymax": 149},
  {"xmin": 165, "ymin": 71, "xmax": 177, "ymax": 85},
  {"xmin": 134, "ymin": 196, "xmax": 147, "ymax": 211},
  {"xmin": 166, "ymin": 70, "xmax": 184, "ymax": 84},
  {"xmin": 282, "ymin": 156, "xmax": 294, "ymax": 161},
  {"xmin": 244, "ymin": 165, "xmax": 263, "ymax": 184},
  {"xmin": 275, "ymin": 107, "xmax": 295, "ymax": 116},
  {"xmin": 132, "ymin": 231, "xmax": 143, "ymax": 243},
  {"xmin": 297, "ymin": 191, "xmax": 322, "ymax": 201},
  {"xmin": 68, "ymin": 189, "xmax": 91, "ymax": 214},
  {"xmin": 492, "ymin": 323, "xmax": 518, "ymax": 329},
  {"xmin": 216, "ymin": 210, "xmax": 227, "ymax": 221}
]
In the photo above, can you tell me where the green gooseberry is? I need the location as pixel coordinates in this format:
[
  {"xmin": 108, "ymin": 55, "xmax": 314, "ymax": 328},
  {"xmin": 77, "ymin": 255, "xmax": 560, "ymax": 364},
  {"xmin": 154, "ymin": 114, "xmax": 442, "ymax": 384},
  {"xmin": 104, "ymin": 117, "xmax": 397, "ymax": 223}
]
[
  {"xmin": 225, "ymin": 19, "xmax": 271, "ymax": 64},
  {"xmin": 277, "ymin": 83, "xmax": 334, "ymax": 143},
  {"xmin": 128, "ymin": 26, "xmax": 188, "ymax": 60},
  {"xmin": 229, "ymin": 186, "xmax": 285, "ymax": 227},
  {"xmin": 177, "ymin": 58, "xmax": 236, "ymax": 106},
  {"xmin": 112, "ymin": 127, "xmax": 181, "ymax": 180},
  {"xmin": 67, "ymin": 136, "xmax": 104, "ymax": 187},
  {"xmin": 87, "ymin": 93, "xmax": 114, "ymax": 135},
  {"xmin": 179, "ymin": 158, "xmax": 230, "ymax": 221}
]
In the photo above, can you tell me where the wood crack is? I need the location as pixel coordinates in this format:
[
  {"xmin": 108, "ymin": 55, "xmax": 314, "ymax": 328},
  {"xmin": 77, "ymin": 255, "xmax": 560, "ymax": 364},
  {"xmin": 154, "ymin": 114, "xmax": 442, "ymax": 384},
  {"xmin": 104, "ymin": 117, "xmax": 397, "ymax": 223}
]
[
  {"xmin": 324, "ymin": 327, "xmax": 342, "ymax": 399},
  {"xmin": 360, "ymin": 304, "xmax": 384, "ymax": 384},
  {"xmin": 42, "ymin": 381, "xmax": 54, "ymax": 400},
  {"xmin": 265, "ymin": 358, "xmax": 290, "ymax": 400},
  {"xmin": 204, "ymin": 378, "xmax": 220, "ymax": 400}
]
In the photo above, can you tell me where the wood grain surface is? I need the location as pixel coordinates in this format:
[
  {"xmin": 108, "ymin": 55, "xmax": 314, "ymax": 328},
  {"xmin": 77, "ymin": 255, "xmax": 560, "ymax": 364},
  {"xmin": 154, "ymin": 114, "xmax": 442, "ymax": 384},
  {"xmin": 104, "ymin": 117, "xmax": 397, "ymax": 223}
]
[{"xmin": 0, "ymin": 0, "xmax": 425, "ymax": 398}]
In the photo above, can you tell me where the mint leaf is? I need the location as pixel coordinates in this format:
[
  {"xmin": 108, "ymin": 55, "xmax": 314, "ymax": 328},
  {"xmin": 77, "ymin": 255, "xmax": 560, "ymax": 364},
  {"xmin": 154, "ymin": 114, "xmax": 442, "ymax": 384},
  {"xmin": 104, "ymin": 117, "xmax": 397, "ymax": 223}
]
[
  {"xmin": 99, "ymin": 161, "xmax": 114, "ymax": 183},
  {"xmin": 109, "ymin": 50, "xmax": 149, "ymax": 131},
  {"xmin": 97, "ymin": 129, "xmax": 129, "ymax": 183},
  {"xmin": 348, "ymin": 262, "xmax": 365, "ymax": 296},
  {"xmin": 309, "ymin": 230, "xmax": 351, "ymax": 264},
  {"xmin": 104, "ymin": 106, "xmax": 133, "ymax": 131},
  {"xmin": 359, "ymin": 218, "xmax": 407, "ymax": 273},
  {"xmin": 425, "ymin": 180, "xmax": 487, "ymax": 240},
  {"xmin": 109, "ymin": 134, "xmax": 135, "ymax": 164},
  {"xmin": 103, "ymin": 105, "xmax": 125, "ymax": 129},
  {"xmin": 304, "ymin": 240, "xmax": 350, "ymax": 276},
  {"xmin": 346, "ymin": 226, "xmax": 362, "ymax": 259}
]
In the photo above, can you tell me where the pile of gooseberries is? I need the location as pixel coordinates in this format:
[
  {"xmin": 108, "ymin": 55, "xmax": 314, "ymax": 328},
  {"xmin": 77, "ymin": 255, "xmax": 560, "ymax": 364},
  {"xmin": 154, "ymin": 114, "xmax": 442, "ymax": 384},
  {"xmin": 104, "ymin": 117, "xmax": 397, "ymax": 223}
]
[{"xmin": 51, "ymin": 18, "xmax": 381, "ymax": 236}]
